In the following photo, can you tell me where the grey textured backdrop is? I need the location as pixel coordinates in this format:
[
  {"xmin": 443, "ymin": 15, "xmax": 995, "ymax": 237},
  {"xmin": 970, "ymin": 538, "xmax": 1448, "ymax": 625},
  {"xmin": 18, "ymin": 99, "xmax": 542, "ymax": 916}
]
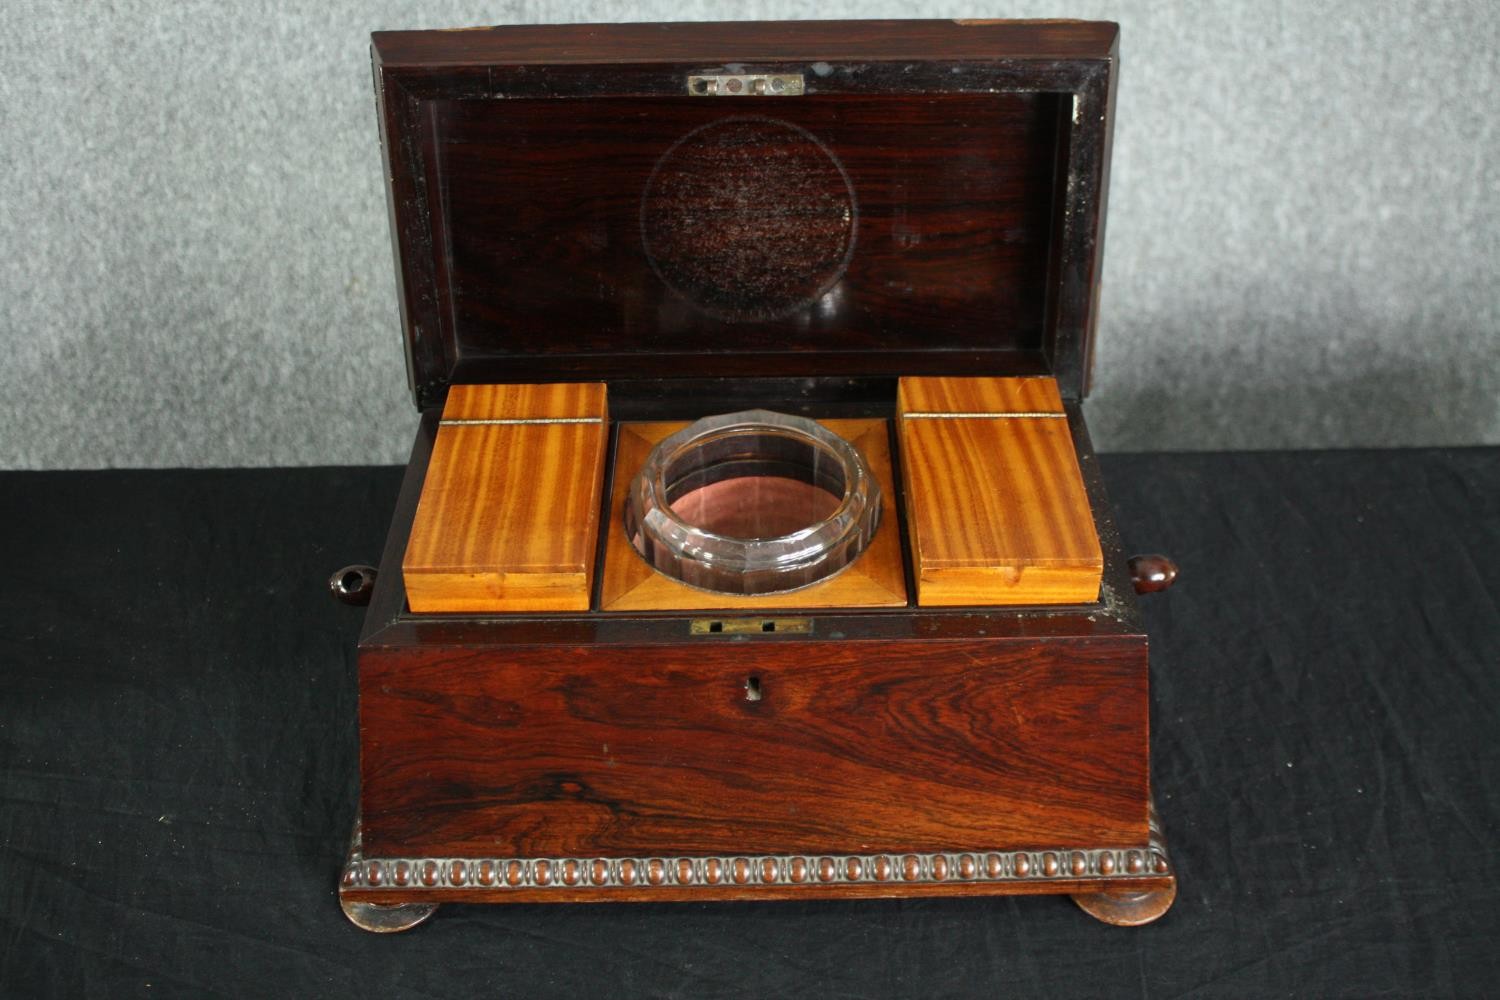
[{"xmin": 2, "ymin": 1, "xmax": 1496, "ymax": 469}]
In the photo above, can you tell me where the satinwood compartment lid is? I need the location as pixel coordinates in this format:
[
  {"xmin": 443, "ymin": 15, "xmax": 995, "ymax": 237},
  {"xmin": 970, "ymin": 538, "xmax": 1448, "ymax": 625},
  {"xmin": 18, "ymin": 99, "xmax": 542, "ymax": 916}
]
[{"xmin": 371, "ymin": 19, "xmax": 1118, "ymax": 409}]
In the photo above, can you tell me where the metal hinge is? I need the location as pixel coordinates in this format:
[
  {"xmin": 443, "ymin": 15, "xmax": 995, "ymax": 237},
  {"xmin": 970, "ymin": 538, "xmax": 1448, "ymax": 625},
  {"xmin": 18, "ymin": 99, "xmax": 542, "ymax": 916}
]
[{"xmin": 687, "ymin": 73, "xmax": 805, "ymax": 97}]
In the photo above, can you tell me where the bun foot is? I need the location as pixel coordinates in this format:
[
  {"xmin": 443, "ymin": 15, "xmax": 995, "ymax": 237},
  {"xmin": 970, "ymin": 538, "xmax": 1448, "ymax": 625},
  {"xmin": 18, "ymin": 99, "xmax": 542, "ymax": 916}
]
[
  {"xmin": 340, "ymin": 897, "xmax": 438, "ymax": 933},
  {"xmin": 1071, "ymin": 879, "xmax": 1176, "ymax": 926},
  {"xmin": 338, "ymin": 818, "xmax": 436, "ymax": 932}
]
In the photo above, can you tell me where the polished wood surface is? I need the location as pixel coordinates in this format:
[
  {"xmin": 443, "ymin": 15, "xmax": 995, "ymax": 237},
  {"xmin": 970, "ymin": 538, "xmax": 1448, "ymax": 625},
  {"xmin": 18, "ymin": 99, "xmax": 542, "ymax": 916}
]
[
  {"xmin": 599, "ymin": 418, "xmax": 907, "ymax": 611},
  {"xmin": 371, "ymin": 20, "xmax": 1117, "ymax": 406},
  {"xmin": 348, "ymin": 397, "xmax": 1159, "ymax": 923},
  {"xmin": 414, "ymin": 95, "xmax": 1057, "ymax": 382},
  {"xmin": 897, "ymin": 376, "xmax": 1103, "ymax": 606},
  {"xmin": 345, "ymin": 873, "xmax": 1173, "ymax": 908},
  {"xmin": 898, "ymin": 373, "xmax": 1066, "ymax": 415},
  {"xmin": 1072, "ymin": 882, "xmax": 1178, "ymax": 925},
  {"xmin": 350, "ymin": 19, "xmax": 1159, "ymax": 927},
  {"xmin": 358, "ymin": 636, "xmax": 1148, "ymax": 859},
  {"xmin": 373, "ymin": 19, "xmax": 1119, "ymax": 67},
  {"xmin": 356, "ymin": 398, "xmax": 1143, "ymax": 648},
  {"xmin": 402, "ymin": 383, "xmax": 608, "ymax": 612},
  {"xmin": 1128, "ymin": 553, "xmax": 1179, "ymax": 594},
  {"xmin": 436, "ymin": 382, "xmax": 605, "ymax": 420}
]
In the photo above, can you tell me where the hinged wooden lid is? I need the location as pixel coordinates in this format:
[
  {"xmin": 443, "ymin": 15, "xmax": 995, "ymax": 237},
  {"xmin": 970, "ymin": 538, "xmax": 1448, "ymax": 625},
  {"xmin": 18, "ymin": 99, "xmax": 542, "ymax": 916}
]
[{"xmin": 371, "ymin": 19, "xmax": 1118, "ymax": 408}]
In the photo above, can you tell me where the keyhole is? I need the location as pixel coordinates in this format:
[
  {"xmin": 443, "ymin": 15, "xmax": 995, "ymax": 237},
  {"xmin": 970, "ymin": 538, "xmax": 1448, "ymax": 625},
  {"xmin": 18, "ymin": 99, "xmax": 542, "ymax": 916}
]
[{"xmin": 744, "ymin": 676, "xmax": 762, "ymax": 702}]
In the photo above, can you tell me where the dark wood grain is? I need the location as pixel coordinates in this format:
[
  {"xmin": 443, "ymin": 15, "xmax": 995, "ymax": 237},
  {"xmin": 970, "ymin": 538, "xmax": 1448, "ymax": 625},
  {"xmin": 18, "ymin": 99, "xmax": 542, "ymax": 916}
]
[
  {"xmin": 370, "ymin": 20, "xmax": 1118, "ymax": 407},
  {"xmin": 435, "ymin": 93, "xmax": 1057, "ymax": 368},
  {"xmin": 358, "ymin": 636, "xmax": 1148, "ymax": 859},
  {"xmin": 349, "ymin": 19, "xmax": 1159, "ymax": 923},
  {"xmin": 372, "ymin": 20, "xmax": 1119, "ymax": 68},
  {"xmin": 347, "ymin": 396, "xmax": 1160, "ymax": 915},
  {"xmin": 343, "ymin": 873, "xmax": 1173, "ymax": 907}
]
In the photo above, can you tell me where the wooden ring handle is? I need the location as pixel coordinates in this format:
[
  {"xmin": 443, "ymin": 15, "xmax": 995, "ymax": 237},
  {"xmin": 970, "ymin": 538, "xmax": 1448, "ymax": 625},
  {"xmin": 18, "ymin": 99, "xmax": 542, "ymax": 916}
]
[
  {"xmin": 1127, "ymin": 554, "xmax": 1178, "ymax": 595},
  {"xmin": 330, "ymin": 565, "xmax": 378, "ymax": 607}
]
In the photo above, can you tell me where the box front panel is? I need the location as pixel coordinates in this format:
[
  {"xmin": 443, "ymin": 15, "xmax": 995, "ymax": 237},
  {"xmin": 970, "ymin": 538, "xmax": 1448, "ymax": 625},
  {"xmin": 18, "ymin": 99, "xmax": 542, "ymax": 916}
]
[{"xmin": 359, "ymin": 636, "xmax": 1148, "ymax": 859}]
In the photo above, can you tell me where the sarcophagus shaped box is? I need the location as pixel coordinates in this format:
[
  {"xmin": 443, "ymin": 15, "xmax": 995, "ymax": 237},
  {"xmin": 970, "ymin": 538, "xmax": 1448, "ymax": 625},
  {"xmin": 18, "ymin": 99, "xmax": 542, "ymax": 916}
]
[{"xmin": 332, "ymin": 18, "xmax": 1179, "ymax": 932}]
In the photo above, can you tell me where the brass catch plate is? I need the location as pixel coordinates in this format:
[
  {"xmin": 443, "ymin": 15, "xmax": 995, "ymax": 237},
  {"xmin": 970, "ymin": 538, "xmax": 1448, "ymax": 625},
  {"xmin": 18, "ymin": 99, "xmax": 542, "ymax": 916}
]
[
  {"xmin": 690, "ymin": 617, "xmax": 813, "ymax": 636},
  {"xmin": 687, "ymin": 74, "xmax": 805, "ymax": 97}
]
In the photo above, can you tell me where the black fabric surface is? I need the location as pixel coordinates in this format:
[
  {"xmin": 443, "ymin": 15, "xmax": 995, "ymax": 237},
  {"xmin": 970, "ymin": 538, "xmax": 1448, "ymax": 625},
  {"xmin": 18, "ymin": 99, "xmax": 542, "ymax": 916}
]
[{"xmin": 3, "ymin": 449, "xmax": 1498, "ymax": 997}]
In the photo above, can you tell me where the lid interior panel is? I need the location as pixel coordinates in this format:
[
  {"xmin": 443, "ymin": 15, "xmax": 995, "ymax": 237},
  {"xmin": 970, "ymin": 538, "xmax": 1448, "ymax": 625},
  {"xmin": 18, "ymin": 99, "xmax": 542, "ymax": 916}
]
[{"xmin": 426, "ymin": 92, "xmax": 1065, "ymax": 378}]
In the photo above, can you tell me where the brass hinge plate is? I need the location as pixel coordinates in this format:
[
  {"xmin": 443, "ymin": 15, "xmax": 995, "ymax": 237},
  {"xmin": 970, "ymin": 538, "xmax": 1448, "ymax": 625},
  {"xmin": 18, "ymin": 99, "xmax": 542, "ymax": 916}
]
[{"xmin": 687, "ymin": 74, "xmax": 805, "ymax": 97}]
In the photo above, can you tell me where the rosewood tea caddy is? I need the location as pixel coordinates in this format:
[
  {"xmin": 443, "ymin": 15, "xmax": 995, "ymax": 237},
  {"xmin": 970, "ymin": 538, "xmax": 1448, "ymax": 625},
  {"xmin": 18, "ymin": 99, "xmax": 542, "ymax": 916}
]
[{"xmin": 330, "ymin": 18, "xmax": 1181, "ymax": 933}]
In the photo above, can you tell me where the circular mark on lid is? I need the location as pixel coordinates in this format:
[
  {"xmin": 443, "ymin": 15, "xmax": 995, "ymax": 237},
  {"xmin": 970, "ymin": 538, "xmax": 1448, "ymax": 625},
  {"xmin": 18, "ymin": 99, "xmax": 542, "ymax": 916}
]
[{"xmin": 641, "ymin": 116, "xmax": 856, "ymax": 322}]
